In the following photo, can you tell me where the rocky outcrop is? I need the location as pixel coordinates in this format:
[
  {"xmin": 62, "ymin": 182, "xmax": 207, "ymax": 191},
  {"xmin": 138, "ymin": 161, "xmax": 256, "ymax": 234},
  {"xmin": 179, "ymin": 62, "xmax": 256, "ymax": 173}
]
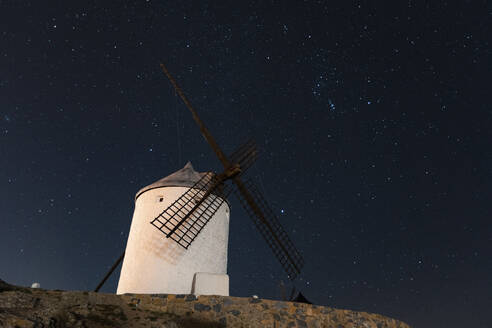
[{"xmin": 0, "ymin": 279, "xmax": 410, "ymax": 327}]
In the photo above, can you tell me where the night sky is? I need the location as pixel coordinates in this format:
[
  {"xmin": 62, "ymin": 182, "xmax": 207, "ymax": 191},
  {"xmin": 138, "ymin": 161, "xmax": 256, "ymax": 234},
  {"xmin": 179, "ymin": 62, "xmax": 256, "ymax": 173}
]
[{"xmin": 1, "ymin": 1, "xmax": 491, "ymax": 327}]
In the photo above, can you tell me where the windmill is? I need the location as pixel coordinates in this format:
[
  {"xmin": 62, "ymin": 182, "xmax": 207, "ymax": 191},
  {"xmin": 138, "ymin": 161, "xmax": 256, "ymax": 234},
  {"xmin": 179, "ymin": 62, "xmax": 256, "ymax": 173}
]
[{"xmin": 94, "ymin": 64, "xmax": 304, "ymax": 295}]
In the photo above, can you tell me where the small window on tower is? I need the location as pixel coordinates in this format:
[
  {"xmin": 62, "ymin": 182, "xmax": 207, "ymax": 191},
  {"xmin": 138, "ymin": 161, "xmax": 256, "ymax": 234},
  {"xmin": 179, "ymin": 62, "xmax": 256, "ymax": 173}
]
[{"xmin": 157, "ymin": 196, "xmax": 164, "ymax": 202}]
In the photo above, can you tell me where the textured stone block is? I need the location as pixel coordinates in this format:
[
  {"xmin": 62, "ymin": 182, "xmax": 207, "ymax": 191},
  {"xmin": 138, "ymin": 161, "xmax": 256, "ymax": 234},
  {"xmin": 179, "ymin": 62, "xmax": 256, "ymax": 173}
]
[{"xmin": 191, "ymin": 272, "xmax": 229, "ymax": 296}]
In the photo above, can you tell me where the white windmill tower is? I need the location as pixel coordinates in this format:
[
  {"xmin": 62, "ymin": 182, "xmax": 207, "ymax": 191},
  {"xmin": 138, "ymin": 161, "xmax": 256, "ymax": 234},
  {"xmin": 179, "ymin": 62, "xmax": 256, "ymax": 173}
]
[
  {"xmin": 94, "ymin": 64, "xmax": 303, "ymax": 296},
  {"xmin": 116, "ymin": 162, "xmax": 231, "ymax": 295}
]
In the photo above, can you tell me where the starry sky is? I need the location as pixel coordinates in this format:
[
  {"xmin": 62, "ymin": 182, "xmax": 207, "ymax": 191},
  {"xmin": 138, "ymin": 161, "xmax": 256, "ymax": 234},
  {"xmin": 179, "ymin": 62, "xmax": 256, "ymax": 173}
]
[{"xmin": 1, "ymin": 1, "xmax": 491, "ymax": 327}]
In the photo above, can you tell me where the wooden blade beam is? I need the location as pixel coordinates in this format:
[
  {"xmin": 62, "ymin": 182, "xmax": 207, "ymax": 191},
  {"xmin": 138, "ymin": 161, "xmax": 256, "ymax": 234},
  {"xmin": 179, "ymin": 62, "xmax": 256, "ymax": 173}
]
[
  {"xmin": 160, "ymin": 64, "xmax": 231, "ymax": 169},
  {"xmin": 229, "ymin": 139, "xmax": 257, "ymax": 174},
  {"xmin": 165, "ymin": 173, "xmax": 226, "ymax": 238},
  {"xmin": 233, "ymin": 177, "xmax": 304, "ymax": 280},
  {"xmin": 94, "ymin": 251, "xmax": 125, "ymax": 292},
  {"xmin": 159, "ymin": 64, "xmax": 303, "ymax": 279},
  {"xmin": 152, "ymin": 173, "xmax": 214, "ymax": 248},
  {"xmin": 151, "ymin": 167, "xmax": 238, "ymax": 249}
]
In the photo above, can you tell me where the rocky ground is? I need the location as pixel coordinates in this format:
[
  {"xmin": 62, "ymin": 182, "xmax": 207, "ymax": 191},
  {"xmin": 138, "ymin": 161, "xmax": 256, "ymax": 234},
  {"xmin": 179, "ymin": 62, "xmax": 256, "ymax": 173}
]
[{"xmin": 0, "ymin": 279, "xmax": 410, "ymax": 327}]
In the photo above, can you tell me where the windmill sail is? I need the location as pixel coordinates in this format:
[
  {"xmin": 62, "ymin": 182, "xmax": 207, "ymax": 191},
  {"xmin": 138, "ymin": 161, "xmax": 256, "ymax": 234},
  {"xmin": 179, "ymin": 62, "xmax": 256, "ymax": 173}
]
[
  {"xmin": 234, "ymin": 178, "xmax": 304, "ymax": 280},
  {"xmin": 151, "ymin": 172, "xmax": 231, "ymax": 249},
  {"xmin": 160, "ymin": 63, "xmax": 304, "ymax": 280},
  {"xmin": 229, "ymin": 139, "xmax": 257, "ymax": 175},
  {"xmin": 94, "ymin": 65, "xmax": 304, "ymax": 293}
]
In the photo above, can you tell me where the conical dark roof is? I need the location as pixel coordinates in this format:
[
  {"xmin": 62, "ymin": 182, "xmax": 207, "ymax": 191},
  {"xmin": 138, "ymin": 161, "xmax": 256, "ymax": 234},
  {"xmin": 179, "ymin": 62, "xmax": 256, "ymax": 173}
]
[{"xmin": 135, "ymin": 162, "xmax": 208, "ymax": 200}]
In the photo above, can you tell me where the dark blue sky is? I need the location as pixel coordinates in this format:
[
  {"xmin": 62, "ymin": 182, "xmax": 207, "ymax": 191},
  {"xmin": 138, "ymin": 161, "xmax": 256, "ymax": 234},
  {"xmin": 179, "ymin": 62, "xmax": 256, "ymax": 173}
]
[{"xmin": 0, "ymin": 2, "xmax": 490, "ymax": 328}]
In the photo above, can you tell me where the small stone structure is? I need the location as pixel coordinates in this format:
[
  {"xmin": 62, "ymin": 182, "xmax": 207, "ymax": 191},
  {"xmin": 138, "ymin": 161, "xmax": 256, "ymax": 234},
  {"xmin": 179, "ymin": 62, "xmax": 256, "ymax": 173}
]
[{"xmin": 0, "ymin": 279, "xmax": 410, "ymax": 328}]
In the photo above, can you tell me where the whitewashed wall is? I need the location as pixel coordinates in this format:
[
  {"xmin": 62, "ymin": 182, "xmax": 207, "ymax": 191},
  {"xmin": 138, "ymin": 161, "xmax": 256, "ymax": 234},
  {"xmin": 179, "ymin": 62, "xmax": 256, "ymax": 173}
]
[{"xmin": 117, "ymin": 186, "xmax": 230, "ymax": 295}]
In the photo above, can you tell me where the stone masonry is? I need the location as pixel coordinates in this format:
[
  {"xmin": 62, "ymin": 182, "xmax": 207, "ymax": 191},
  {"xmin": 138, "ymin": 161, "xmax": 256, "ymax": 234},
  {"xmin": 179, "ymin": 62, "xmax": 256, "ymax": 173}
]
[{"xmin": 0, "ymin": 279, "xmax": 410, "ymax": 328}]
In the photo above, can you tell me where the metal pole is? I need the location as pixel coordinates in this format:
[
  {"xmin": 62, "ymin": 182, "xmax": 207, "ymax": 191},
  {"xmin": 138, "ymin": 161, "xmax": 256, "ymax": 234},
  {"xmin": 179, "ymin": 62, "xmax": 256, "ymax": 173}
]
[{"xmin": 94, "ymin": 251, "xmax": 125, "ymax": 292}]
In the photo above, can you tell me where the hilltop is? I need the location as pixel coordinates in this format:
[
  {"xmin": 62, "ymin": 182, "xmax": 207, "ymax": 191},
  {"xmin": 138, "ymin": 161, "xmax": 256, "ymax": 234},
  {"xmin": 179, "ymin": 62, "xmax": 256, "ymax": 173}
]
[{"xmin": 0, "ymin": 279, "xmax": 410, "ymax": 327}]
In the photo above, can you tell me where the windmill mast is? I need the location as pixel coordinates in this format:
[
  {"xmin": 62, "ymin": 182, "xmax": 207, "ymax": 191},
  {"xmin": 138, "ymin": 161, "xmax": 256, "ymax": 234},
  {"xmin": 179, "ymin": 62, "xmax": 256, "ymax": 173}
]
[
  {"xmin": 160, "ymin": 64, "xmax": 231, "ymax": 169},
  {"xmin": 94, "ymin": 64, "xmax": 303, "ymax": 293},
  {"xmin": 160, "ymin": 64, "xmax": 304, "ymax": 280}
]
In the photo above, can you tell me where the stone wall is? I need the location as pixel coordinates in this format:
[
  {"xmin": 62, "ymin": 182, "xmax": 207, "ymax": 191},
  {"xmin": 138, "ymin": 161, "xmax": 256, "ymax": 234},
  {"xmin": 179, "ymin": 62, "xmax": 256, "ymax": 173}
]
[{"xmin": 0, "ymin": 279, "xmax": 410, "ymax": 328}]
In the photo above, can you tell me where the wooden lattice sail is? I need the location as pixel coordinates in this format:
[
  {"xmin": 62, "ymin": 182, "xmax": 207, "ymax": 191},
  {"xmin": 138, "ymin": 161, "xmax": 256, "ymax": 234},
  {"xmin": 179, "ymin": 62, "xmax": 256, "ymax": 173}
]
[
  {"xmin": 156, "ymin": 64, "xmax": 304, "ymax": 280},
  {"xmin": 94, "ymin": 65, "xmax": 305, "ymax": 293}
]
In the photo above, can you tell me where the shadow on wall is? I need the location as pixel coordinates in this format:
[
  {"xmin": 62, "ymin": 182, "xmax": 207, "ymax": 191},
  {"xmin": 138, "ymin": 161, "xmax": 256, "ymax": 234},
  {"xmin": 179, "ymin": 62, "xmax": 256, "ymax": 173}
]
[{"xmin": 144, "ymin": 230, "xmax": 185, "ymax": 265}]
